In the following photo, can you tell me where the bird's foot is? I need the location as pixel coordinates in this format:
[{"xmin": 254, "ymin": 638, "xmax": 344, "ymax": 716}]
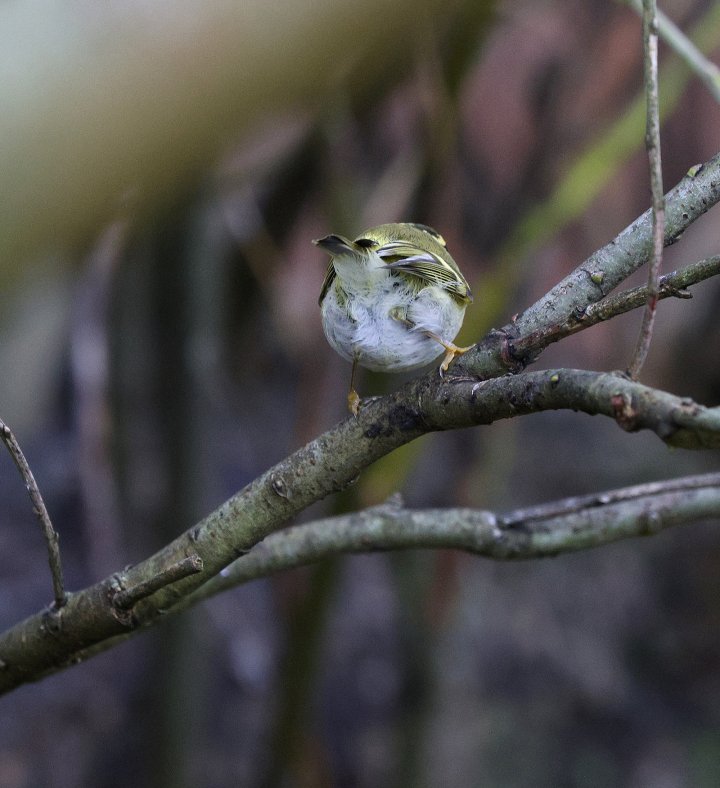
[{"xmin": 438, "ymin": 342, "xmax": 475, "ymax": 376}]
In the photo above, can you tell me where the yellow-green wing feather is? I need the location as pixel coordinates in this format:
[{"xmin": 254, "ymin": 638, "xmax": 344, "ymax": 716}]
[
  {"xmin": 318, "ymin": 263, "xmax": 337, "ymax": 305},
  {"xmin": 377, "ymin": 241, "xmax": 473, "ymax": 303}
]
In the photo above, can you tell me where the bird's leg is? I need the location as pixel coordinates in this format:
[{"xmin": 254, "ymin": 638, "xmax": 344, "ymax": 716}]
[
  {"xmin": 424, "ymin": 331, "xmax": 475, "ymax": 375},
  {"xmin": 347, "ymin": 358, "xmax": 361, "ymax": 416},
  {"xmin": 389, "ymin": 308, "xmax": 474, "ymax": 375}
]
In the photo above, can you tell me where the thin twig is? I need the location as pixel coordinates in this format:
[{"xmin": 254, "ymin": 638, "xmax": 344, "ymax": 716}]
[
  {"xmin": 498, "ymin": 472, "xmax": 720, "ymax": 526},
  {"xmin": 510, "ymin": 256, "xmax": 720, "ymax": 355},
  {"xmin": 584, "ymin": 256, "xmax": 718, "ymax": 322},
  {"xmin": 112, "ymin": 555, "xmax": 204, "ymax": 610},
  {"xmin": 628, "ymin": 0, "xmax": 665, "ymax": 379},
  {"xmin": 624, "ymin": 0, "xmax": 720, "ymax": 103},
  {"xmin": 0, "ymin": 420, "xmax": 66, "ymax": 608}
]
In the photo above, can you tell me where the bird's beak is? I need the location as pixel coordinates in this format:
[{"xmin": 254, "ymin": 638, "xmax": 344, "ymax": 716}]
[{"xmin": 313, "ymin": 234, "xmax": 354, "ymax": 256}]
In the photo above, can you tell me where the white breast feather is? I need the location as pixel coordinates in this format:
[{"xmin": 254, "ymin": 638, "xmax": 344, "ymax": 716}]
[{"xmin": 321, "ymin": 252, "xmax": 465, "ymax": 372}]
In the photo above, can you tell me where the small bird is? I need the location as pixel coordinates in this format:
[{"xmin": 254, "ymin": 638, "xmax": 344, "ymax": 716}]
[{"xmin": 315, "ymin": 222, "xmax": 474, "ymax": 414}]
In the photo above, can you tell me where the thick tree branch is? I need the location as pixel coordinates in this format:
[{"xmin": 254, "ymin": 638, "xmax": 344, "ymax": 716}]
[
  {"xmin": 68, "ymin": 473, "xmax": 720, "ymax": 645},
  {"xmin": 418, "ymin": 368, "xmax": 720, "ymax": 449},
  {"xmin": 1, "ymin": 366, "xmax": 719, "ymax": 692},
  {"xmin": 478, "ymin": 150, "xmax": 720, "ymax": 374},
  {"xmin": 0, "ymin": 152, "xmax": 719, "ymax": 693},
  {"xmin": 185, "ymin": 474, "xmax": 720, "ymax": 597}
]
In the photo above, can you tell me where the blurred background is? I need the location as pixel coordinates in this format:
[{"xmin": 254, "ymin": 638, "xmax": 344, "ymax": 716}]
[{"xmin": 0, "ymin": 0, "xmax": 719, "ymax": 786}]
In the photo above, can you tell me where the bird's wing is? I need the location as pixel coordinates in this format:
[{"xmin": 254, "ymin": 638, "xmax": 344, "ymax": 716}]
[
  {"xmin": 377, "ymin": 241, "xmax": 472, "ymax": 303},
  {"xmin": 318, "ymin": 263, "xmax": 337, "ymax": 305}
]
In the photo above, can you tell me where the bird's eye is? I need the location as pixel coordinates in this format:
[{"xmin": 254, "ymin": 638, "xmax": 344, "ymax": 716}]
[{"xmin": 355, "ymin": 238, "xmax": 377, "ymax": 248}]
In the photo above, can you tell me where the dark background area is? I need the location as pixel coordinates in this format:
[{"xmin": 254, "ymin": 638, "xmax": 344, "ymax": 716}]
[{"xmin": 0, "ymin": 1, "xmax": 719, "ymax": 786}]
